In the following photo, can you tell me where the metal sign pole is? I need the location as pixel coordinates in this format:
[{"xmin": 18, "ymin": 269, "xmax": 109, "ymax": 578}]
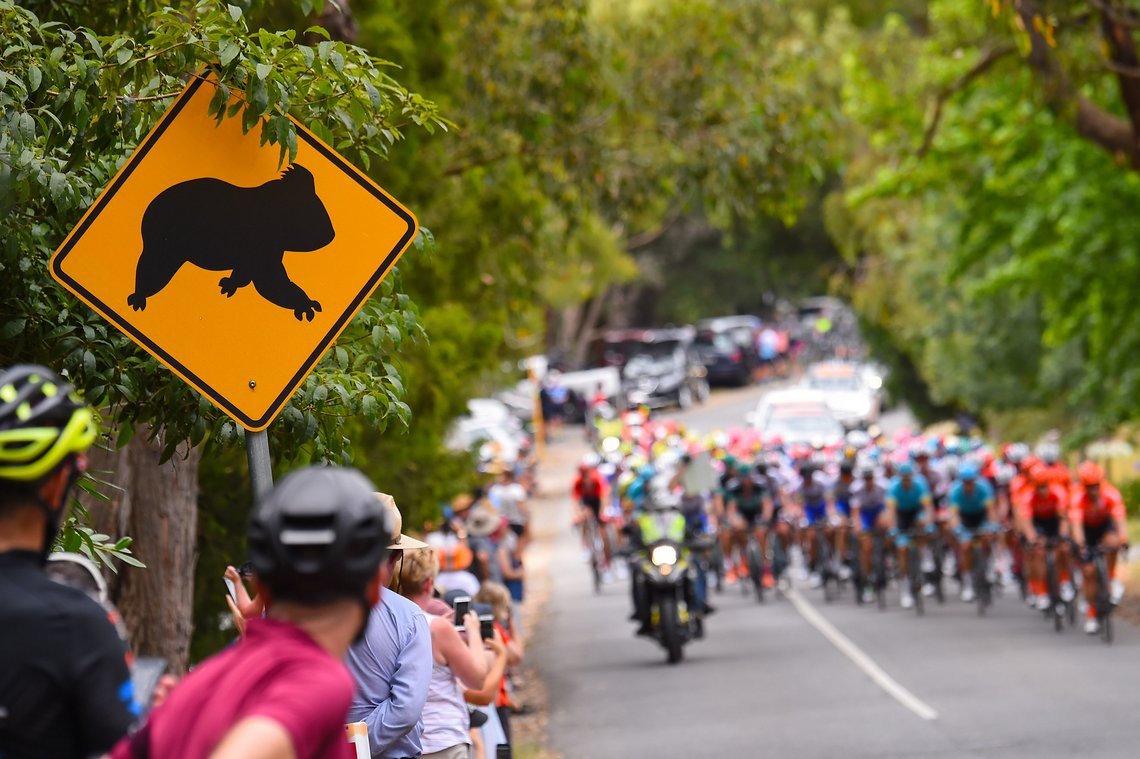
[{"xmin": 246, "ymin": 429, "xmax": 274, "ymax": 504}]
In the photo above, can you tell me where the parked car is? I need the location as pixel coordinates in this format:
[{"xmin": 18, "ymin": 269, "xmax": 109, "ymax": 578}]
[
  {"xmin": 622, "ymin": 338, "xmax": 709, "ymax": 410},
  {"xmin": 445, "ymin": 416, "xmax": 527, "ymax": 467},
  {"xmin": 747, "ymin": 388, "xmax": 845, "ymax": 447},
  {"xmin": 693, "ymin": 315, "xmax": 761, "ymax": 386},
  {"xmin": 801, "ymin": 361, "xmax": 880, "ymax": 430}
]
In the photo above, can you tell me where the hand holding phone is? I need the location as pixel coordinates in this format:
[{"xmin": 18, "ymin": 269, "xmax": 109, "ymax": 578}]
[{"xmin": 452, "ymin": 596, "xmax": 471, "ymax": 626}]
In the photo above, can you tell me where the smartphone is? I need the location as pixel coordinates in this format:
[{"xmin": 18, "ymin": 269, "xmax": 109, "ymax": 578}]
[
  {"xmin": 452, "ymin": 596, "xmax": 471, "ymax": 626},
  {"xmin": 224, "ymin": 577, "xmax": 238, "ymax": 601},
  {"xmin": 479, "ymin": 614, "xmax": 495, "ymax": 641}
]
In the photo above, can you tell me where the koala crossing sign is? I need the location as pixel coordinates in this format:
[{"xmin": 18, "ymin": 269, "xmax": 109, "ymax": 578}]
[{"xmin": 50, "ymin": 75, "xmax": 418, "ymax": 431}]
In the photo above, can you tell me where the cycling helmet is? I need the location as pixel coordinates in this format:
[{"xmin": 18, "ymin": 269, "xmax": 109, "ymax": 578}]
[
  {"xmin": 1005, "ymin": 443, "xmax": 1029, "ymax": 464},
  {"xmin": 580, "ymin": 452, "xmax": 601, "ymax": 471},
  {"xmin": 858, "ymin": 464, "xmax": 877, "ymax": 479},
  {"xmin": 0, "ymin": 365, "xmax": 96, "ymax": 482},
  {"xmin": 1037, "ymin": 443, "xmax": 1060, "ymax": 466},
  {"xmin": 736, "ymin": 462, "xmax": 754, "ymax": 476},
  {"xmin": 1078, "ymin": 461, "xmax": 1104, "ymax": 487},
  {"xmin": 958, "ymin": 461, "xmax": 980, "ymax": 481},
  {"xmin": 897, "ymin": 461, "xmax": 915, "ymax": 477},
  {"xmin": 1029, "ymin": 463, "xmax": 1051, "ymax": 487},
  {"xmin": 248, "ymin": 466, "xmax": 392, "ymax": 606},
  {"xmin": 637, "ymin": 464, "xmax": 656, "ymax": 480},
  {"xmin": 839, "ymin": 460, "xmax": 855, "ymax": 476}
]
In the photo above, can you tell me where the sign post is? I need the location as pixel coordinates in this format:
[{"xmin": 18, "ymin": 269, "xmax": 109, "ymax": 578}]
[
  {"xmin": 49, "ymin": 74, "xmax": 419, "ymax": 497},
  {"xmin": 246, "ymin": 430, "xmax": 274, "ymax": 503}
]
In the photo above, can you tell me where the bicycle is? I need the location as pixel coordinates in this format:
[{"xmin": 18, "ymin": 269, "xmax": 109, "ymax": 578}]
[
  {"xmin": 1041, "ymin": 536, "xmax": 1074, "ymax": 632},
  {"xmin": 869, "ymin": 529, "xmax": 889, "ymax": 611},
  {"xmin": 583, "ymin": 511, "xmax": 606, "ymax": 594},
  {"xmin": 903, "ymin": 529, "xmax": 926, "ymax": 616},
  {"xmin": 961, "ymin": 528, "xmax": 994, "ymax": 616},
  {"xmin": 1087, "ymin": 544, "xmax": 1118, "ymax": 645}
]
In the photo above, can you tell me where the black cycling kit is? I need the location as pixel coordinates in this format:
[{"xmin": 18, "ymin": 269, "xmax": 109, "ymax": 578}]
[{"xmin": 0, "ymin": 550, "xmax": 135, "ymax": 759}]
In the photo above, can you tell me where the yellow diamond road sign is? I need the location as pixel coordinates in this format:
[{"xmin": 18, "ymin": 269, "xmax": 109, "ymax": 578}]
[{"xmin": 50, "ymin": 75, "xmax": 418, "ymax": 431}]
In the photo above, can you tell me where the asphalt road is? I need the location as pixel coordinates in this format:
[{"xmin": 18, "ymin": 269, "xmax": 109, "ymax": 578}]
[{"xmin": 529, "ymin": 384, "xmax": 1140, "ymax": 759}]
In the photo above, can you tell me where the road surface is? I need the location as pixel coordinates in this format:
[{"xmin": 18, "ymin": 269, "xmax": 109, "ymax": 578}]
[{"xmin": 528, "ymin": 384, "xmax": 1139, "ymax": 758}]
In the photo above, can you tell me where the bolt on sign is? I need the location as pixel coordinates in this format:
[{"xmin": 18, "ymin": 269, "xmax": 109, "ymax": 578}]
[{"xmin": 50, "ymin": 74, "xmax": 418, "ymax": 431}]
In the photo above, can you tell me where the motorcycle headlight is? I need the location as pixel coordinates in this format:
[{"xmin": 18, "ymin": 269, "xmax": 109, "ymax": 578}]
[{"xmin": 651, "ymin": 545, "xmax": 678, "ymax": 566}]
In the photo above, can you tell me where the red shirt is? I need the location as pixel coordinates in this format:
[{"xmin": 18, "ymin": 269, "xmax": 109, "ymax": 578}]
[
  {"xmin": 573, "ymin": 471, "xmax": 605, "ymax": 502},
  {"xmin": 113, "ymin": 618, "xmax": 354, "ymax": 759},
  {"xmin": 1016, "ymin": 484, "xmax": 1069, "ymax": 520},
  {"xmin": 1069, "ymin": 483, "xmax": 1126, "ymax": 526}
]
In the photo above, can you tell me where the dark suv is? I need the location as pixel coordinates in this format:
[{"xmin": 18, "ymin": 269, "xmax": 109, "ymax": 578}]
[{"xmin": 693, "ymin": 316, "xmax": 761, "ymax": 386}]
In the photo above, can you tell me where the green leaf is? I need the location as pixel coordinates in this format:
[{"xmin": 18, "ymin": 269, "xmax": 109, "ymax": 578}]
[
  {"xmin": 255, "ymin": 62, "xmax": 272, "ymax": 81},
  {"xmin": 219, "ymin": 40, "xmax": 241, "ymax": 68},
  {"xmin": 2, "ymin": 318, "xmax": 26, "ymax": 340},
  {"xmin": 27, "ymin": 64, "xmax": 41, "ymax": 93},
  {"xmin": 305, "ymin": 26, "xmax": 331, "ymax": 41},
  {"xmin": 49, "ymin": 172, "xmax": 67, "ymax": 205},
  {"xmin": 227, "ymin": 4, "xmax": 243, "ymax": 22}
]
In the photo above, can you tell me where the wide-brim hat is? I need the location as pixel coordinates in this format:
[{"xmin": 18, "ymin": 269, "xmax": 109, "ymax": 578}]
[
  {"xmin": 465, "ymin": 505, "xmax": 503, "ymax": 538},
  {"xmin": 375, "ymin": 492, "xmax": 429, "ymax": 551}
]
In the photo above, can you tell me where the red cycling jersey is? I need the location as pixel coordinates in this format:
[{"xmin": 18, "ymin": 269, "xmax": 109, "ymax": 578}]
[
  {"xmin": 1016, "ymin": 483, "xmax": 1069, "ymax": 521},
  {"xmin": 1069, "ymin": 483, "xmax": 1125, "ymax": 526},
  {"xmin": 573, "ymin": 470, "xmax": 605, "ymax": 502}
]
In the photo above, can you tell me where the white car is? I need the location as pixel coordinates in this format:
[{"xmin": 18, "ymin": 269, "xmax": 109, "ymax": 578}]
[
  {"xmin": 445, "ymin": 417, "xmax": 525, "ymax": 465},
  {"xmin": 802, "ymin": 361, "xmax": 880, "ymax": 430},
  {"xmin": 747, "ymin": 388, "xmax": 845, "ymax": 447}
]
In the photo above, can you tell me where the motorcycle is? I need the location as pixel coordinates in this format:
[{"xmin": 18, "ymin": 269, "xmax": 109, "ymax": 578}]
[{"xmin": 632, "ymin": 506, "xmax": 702, "ymax": 664}]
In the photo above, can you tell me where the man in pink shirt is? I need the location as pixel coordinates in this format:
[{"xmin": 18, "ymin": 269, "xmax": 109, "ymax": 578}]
[{"xmin": 112, "ymin": 466, "xmax": 393, "ymax": 759}]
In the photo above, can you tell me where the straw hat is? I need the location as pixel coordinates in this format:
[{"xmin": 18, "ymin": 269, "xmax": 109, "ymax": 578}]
[
  {"xmin": 465, "ymin": 505, "xmax": 503, "ymax": 538},
  {"xmin": 375, "ymin": 492, "xmax": 429, "ymax": 551}
]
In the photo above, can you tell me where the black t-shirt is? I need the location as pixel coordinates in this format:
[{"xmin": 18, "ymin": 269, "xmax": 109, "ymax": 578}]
[{"xmin": 0, "ymin": 551, "xmax": 134, "ymax": 758}]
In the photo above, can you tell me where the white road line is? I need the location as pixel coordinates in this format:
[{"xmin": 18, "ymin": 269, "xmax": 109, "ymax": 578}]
[{"xmin": 786, "ymin": 588, "xmax": 939, "ymax": 721}]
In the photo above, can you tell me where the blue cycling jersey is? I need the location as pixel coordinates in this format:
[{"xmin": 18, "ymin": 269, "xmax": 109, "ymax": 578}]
[
  {"xmin": 887, "ymin": 476, "xmax": 930, "ymax": 512},
  {"xmin": 949, "ymin": 479, "xmax": 994, "ymax": 514}
]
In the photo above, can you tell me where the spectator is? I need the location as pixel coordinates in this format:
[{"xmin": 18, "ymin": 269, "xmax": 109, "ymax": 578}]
[
  {"xmin": 0, "ymin": 364, "xmax": 135, "ymax": 759},
  {"xmin": 497, "ymin": 527, "xmax": 526, "ymax": 628},
  {"xmin": 475, "ymin": 582, "xmax": 524, "ymax": 745},
  {"xmin": 112, "ymin": 466, "xmax": 393, "ymax": 759},
  {"xmin": 398, "ymin": 549, "xmax": 490, "ymax": 759},
  {"xmin": 346, "ymin": 493, "xmax": 433, "ymax": 759},
  {"xmin": 434, "ymin": 531, "xmax": 481, "ymax": 597},
  {"xmin": 466, "ymin": 504, "xmax": 505, "ymax": 581},
  {"xmin": 488, "ymin": 468, "xmax": 530, "ymax": 551}
]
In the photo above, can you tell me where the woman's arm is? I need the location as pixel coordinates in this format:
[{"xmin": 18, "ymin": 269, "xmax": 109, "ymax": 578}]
[
  {"xmin": 463, "ymin": 632, "xmax": 507, "ymax": 706},
  {"xmin": 432, "ymin": 613, "xmax": 488, "ymax": 689}
]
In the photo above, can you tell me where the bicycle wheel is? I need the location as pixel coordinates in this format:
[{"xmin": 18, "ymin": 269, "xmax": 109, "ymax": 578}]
[
  {"xmin": 909, "ymin": 544, "xmax": 924, "ymax": 616},
  {"xmin": 873, "ymin": 535, "xmax": 887, "ymax": 611},
  {"xmin": 747, "ymin": 537, "xmax": 765, "ymax": 604},
  {"xmin": 587, "ymin": 520, "xmax": 603, "ymax": 594},
  {"xmin": 711, "ymin": 539, "xmax": 725, "ymax": 594},
  {"xmin": 972, "ymin": 543, "xmax": 990, "ymax": 616},
  {"xmin": 1045, "ymin": 549, "xmax": 1062, "ymax": 632},
  {"xmin": 1096, "ymin": 556, "xmax": 1115, "ymax": 645}
]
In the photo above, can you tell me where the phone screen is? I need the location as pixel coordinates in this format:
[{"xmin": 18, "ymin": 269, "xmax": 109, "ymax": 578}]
[
  {"xmin": 479, "ymin": 615, "xmax": 495, "ymax": 641},
  {"xmin": 224, "ymin": 577, "xmax": 237, "ymax": 601},
  {"xmin": 452, "ymin": 596, "xmax": 471, "ymax": 626}
]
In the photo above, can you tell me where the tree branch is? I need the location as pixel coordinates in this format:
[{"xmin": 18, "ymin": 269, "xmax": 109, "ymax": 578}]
[
  {"xmin": 625, "ymin": 207, "xmax": 682, "ymax": 251},
  {"xmin": 1098, "ymin": 0, "xmax": 1140, "ymax": 165},
  {"xmin": 1016, "ymin": 0, "xmax": 1135, "ymax": 165},
  {"xmin": 917, "ymin": 43, "xmax": 1016, "ymax": 157}
]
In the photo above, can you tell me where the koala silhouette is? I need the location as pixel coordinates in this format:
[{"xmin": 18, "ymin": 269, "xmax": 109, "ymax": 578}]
[{"xmin": 126, "ymin": 164, "xmax": 334, "ymax": 321}]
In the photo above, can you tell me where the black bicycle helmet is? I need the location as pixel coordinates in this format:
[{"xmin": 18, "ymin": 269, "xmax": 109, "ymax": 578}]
[
  {"xmin": 248, "ymin": 466, "xmax": 393, "ymax": 606},
  {"xmin": 0, "ymin": 365, "xmax": 96, "ymax": 483}
]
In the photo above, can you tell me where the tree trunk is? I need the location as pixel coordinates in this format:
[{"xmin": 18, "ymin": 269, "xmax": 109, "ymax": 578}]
[{"xmin": 84, "ymin": 427, "xmax": 200, "ymax": 675}]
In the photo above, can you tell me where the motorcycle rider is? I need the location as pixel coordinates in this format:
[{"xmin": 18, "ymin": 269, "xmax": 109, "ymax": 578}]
[{"xmin": 629, "ymin": 481, "xmax": 698, "ymax": 637}]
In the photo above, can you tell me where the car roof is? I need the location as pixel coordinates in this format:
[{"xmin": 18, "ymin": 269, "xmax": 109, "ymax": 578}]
[{"xmin": 695, "ymin": 315, "xmax": 761, "ymax": 331}]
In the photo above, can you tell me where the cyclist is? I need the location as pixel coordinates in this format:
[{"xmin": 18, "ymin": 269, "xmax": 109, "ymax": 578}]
[
  {"xmin": 1070, "ymin": 462, "xmax": 1127, "ymax": 634},
  {"xmin": 572, "ymin": 454, "xmax": 609, "ymax": 560},
  {"xmin": 948, "ymin": 462, "xmax": 997, "ymax": 603},
  {"xmin": 796, "ymin": 462, "xmax": 831, "ymax": 588},
  {"xmin": 115, "ymin": 466, "xmax": 393, "ymax": 759},
  {"xmin": 829, "ymin": 460, "xmax": 856, "ymax": 581},
  {"xmin": 0, "ymin": 364, "xmax": 136, "ymax": 758},
  {"xmin": 852, "ymin": 464, "xmax": 889, "ymax": 603},
  {"xmin": 886, "ymin": 461, "xmax": 934, "ymax": 609},
  {"xmin": 725, "ymin": 463, "xmax": 772, "ymax": 584},
  {"xmin": 1016, "ymin": 463, "xmax": 1073, "ymax": 612}
]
